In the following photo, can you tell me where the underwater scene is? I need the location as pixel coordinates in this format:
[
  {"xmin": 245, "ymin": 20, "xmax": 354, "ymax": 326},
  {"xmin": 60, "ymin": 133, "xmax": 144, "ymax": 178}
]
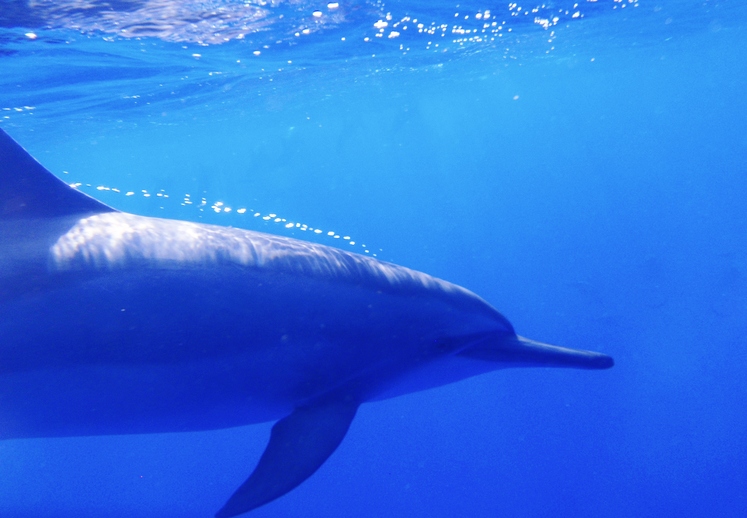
[{"xmin": 0, "ymin": 1, "xmax": 746, "ymax": 517}]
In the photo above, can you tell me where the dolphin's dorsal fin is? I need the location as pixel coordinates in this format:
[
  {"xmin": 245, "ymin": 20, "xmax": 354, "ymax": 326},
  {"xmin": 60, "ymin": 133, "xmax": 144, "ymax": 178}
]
[
  {"xmin": 0, "ymin": 128, "xmax": 115, "ymax": 219},
  {"xmin": 216, "ymin": 396, "xmax": 359, "ymax": 517}
]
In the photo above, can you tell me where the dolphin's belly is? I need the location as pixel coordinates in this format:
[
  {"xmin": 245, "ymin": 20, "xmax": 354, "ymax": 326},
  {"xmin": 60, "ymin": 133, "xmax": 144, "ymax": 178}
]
[
  {"xmin": 0, "ymin": 264, "xmax": 494, "ymax": 439},
  {"xmin": 0, "ymin": 360, "xmax": 292, "ymax": 438}
]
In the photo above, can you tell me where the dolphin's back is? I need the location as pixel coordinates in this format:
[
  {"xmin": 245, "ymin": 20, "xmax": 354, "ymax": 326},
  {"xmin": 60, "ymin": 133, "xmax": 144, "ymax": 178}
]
[
  {"xmin": 50, "ymin": 211, "xmax": 510, "ymax": 326},
  {"xmin": 0, "ymin": 127, "xmax": 505, "ymax": 324}
]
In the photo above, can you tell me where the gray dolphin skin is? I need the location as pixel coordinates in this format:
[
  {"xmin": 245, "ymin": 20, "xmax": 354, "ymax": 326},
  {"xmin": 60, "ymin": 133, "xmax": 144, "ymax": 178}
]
[{"xmin": 0, "ymin": 127, "xmax": 613, "ymax": 516}]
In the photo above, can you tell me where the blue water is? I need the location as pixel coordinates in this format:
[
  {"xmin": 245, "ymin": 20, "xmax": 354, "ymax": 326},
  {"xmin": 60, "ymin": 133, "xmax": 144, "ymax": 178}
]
[{"xmin": 1, "ymin": 0, "xmax": 746, "ymax": 516}]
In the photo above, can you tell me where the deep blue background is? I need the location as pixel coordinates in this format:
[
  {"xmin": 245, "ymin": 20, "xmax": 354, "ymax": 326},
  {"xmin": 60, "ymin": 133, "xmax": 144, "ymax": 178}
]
[{"xmin": 1, "ymin": 1, "xmax": 746, "ymax": 516}]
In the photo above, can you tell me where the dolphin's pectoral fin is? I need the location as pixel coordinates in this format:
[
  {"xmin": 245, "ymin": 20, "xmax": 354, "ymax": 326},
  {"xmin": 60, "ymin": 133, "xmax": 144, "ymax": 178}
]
[{"xmin": 215, "ymin": 396, "xmax": 359, "ymax": 518}]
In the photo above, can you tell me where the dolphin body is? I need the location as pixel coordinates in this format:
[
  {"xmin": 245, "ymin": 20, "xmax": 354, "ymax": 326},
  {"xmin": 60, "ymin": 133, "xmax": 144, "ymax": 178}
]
[{"xmin": 0, "ymin": 128, "xmax": 613, "ymax": 516}]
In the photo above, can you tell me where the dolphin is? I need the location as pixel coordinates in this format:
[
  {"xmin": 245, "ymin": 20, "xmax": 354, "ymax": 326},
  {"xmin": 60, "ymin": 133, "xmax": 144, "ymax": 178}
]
[{"xmin": 0, "ymin": 127, "xmax": 613, "ymax": 517}]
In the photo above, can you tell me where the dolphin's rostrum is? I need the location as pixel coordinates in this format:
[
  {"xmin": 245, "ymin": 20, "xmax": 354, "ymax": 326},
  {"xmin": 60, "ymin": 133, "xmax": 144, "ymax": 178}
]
[{"xmin": 0, "ymin": 128, "xmax": 613, "ymax": 516}]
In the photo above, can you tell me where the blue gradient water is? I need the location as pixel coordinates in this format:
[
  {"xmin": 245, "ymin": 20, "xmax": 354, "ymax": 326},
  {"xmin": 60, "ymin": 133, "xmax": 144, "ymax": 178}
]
[{"xmin": 1, "ymin": 1, "xmax": 746, "ymax": 517}]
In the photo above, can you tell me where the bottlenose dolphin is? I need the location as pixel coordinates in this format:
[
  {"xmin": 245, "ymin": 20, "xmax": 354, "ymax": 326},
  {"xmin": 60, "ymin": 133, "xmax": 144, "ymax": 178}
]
[{"xmin": 0, "ymin": 127, "xmax": 613, "ymax": 517}]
